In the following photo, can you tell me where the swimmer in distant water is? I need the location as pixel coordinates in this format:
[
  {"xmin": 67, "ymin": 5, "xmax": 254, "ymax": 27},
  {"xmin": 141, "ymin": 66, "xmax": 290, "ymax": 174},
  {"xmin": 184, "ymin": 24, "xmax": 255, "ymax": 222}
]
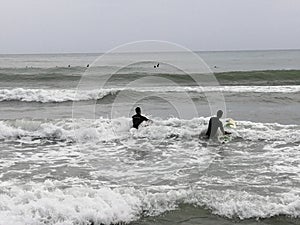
[
  {"xmin": 132, "ymin": 107, "xmax": 149, "ymax": 129},
  {"xmin": 154, "ymin": 63, "xmax": 159, "ymax": 68},
  {"xmin": 87, "ymin": 64, "xmax": 90, "ymax": 68},
  {"xmin": 206, "ymin": 110, "xmax": 231, "ymax": 139}
]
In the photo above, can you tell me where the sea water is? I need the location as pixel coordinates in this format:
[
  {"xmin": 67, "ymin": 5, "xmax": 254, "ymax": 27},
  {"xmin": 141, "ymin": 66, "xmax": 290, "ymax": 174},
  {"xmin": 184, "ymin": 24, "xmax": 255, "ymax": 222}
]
[{"xmin": 0, "ymin": 50, "xmax": 300, "ymax": 225}]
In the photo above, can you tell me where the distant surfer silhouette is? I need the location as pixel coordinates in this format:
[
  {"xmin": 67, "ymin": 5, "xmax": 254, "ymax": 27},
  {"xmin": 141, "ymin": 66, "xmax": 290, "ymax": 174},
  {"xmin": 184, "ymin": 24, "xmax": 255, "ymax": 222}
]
[
  {"xmin": 132, "ymin": 107, "xmax": 149, "ymax": 129},
  {"xmin": 206, "ymin": 110, "xmax": 231, "ymax": 139}
]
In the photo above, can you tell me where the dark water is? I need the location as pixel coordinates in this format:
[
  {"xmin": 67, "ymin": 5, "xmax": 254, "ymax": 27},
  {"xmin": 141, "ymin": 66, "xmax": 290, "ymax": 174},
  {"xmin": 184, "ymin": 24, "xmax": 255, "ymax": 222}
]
[{"xmin": 132, "ymin": 205, "xmax": 300, "ymax": 225}]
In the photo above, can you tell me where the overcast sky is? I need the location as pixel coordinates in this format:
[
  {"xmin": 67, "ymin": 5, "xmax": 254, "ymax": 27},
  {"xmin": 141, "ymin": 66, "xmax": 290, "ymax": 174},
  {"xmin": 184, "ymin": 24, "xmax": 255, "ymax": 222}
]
[{"xmin": 0, "ymin": 0, "xmax": 300, "ymax": 54}]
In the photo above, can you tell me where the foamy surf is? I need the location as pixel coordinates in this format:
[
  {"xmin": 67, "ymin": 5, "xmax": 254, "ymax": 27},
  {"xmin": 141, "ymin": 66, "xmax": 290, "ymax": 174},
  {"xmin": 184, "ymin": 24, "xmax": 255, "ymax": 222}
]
[
  {"xmin": 0, "ymin": 86, "xmax": 299, "ymax": 103},
  {"xmin": 0, "ymin": 180, "xmax": 300, "ymax": 225},
  {"xmin": 0, "ymin": 117, "xmax": 299, "ymax": 142},
  {"xmin": 1, "ymin": 52, "xmax": 300, "ymax": 225},
  {"xmin": 0, "ymin": 88, "xmax": 118, "ymax": 103}
]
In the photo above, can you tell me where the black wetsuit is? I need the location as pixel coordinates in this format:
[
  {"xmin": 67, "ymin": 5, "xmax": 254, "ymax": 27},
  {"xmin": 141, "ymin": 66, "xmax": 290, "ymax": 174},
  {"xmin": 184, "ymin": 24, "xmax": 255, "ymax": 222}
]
[
  {"xmin": 206, "ymin": 117, "xmax": 224, "ymax": 139},
  {"xmin": 132, "ymin": 114, "xmax": 148, "ymax": 129}
]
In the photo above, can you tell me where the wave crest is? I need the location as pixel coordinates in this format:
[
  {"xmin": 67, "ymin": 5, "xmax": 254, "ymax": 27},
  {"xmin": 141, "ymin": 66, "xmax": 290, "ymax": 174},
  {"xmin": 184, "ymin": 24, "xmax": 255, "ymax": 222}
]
[
  {"xmin": 1, "ymin": 180, "xmax": 300, "ymax": 225},
  {"xmin": 0, "ymin": 86, "xmax": 299, "ymax": 103},
  {"xmin": 0, "ymin": 117, "xmax": 299, "ymax": 143}
]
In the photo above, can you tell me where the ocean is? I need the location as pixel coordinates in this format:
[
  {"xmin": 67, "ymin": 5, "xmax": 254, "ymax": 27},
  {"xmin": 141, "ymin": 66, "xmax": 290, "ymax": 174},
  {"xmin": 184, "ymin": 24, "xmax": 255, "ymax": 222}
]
[{"xmin": 0, "ymin": 50, "xmax": 300, "ymax": 225}]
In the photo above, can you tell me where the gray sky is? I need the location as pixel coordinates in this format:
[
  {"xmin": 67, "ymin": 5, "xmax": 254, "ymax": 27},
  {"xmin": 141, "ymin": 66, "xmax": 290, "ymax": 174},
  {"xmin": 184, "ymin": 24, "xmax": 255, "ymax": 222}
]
[{"xmin": 1, "ymin": 0, "xmax": 300, "ymax": 54}]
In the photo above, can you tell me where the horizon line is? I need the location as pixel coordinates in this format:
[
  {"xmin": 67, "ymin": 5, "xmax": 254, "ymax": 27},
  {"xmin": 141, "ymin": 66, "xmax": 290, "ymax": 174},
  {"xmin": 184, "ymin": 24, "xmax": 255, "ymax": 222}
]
[{"xmin": 1, "ymin": 48, "xmax": 300, "ymax": 55}]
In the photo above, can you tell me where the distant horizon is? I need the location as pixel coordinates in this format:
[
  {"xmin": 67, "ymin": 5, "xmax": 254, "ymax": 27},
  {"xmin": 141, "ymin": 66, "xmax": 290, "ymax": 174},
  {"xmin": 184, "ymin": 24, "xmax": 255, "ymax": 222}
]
[{"xmin": 1, "ymin": 47, "xmax": 300, "ymax": 56}]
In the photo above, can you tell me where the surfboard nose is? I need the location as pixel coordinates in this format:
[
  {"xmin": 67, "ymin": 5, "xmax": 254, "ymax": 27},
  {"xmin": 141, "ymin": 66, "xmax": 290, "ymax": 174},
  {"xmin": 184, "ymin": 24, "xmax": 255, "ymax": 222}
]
[{"xmin": 225, "ymin": 118, "xmax": 237, "ymax": 128}]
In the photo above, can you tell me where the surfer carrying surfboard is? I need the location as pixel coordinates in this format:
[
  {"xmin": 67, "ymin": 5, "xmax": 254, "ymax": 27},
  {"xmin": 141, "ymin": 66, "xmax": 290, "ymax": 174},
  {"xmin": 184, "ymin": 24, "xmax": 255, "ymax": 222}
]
[
  {"xmin": 132, "ymin": 107, "xmax": 149, "ymax": 129},
  {"xmin": 206, "ymin": 110, "xmax": 231, "ymax": 139}
]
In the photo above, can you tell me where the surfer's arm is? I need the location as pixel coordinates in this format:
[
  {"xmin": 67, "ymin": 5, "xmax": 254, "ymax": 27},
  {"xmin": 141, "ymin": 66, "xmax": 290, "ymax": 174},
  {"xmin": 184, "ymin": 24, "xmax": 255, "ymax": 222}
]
[
  {"xmin": 142, "ymin": 116, "xmax": 149, "ymax": 121},
  {"xmin": 145, "ymin": 117, "xmax": 154, "ymax": 124},
  {"xmin": 220, "ymin": 121, "xmax": 231, "ymax": 135}
]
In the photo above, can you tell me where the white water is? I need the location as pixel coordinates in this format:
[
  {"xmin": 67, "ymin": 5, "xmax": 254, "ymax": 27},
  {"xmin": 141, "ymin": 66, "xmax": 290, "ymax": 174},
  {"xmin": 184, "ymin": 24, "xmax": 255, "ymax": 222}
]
[
  {"xmin": 1, "ymin": 51, "xmax": 300, "ymax": 224},
  {"xmin": 0, "ymin": 86, "xmax": 299, "ymax": 103},
  {"xmin": 0, "ymin": 118, "xmax": 300, "ymax": 224}
]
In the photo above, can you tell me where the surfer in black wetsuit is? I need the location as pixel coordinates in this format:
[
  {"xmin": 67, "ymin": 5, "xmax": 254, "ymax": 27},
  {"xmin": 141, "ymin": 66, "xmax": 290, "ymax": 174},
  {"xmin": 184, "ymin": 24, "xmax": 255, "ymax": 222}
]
[
  {"xmin": 206, "ymin": 110, "xmax": 231, "ymax": 139},
  {"xmin": 132, "ymin": 107, "xmax": 149, "ymax": 129}
]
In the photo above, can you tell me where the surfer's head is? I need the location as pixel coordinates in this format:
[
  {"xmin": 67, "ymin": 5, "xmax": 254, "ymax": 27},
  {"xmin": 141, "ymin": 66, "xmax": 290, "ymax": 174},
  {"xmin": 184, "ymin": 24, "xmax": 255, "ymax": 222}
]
[
  {"xmin": 135, "ymin": 107, "xmax": 141, "ymax": 114},
  {"xmin": 217, "ymin": 110, "xmax": 223, "ymax": 118}
]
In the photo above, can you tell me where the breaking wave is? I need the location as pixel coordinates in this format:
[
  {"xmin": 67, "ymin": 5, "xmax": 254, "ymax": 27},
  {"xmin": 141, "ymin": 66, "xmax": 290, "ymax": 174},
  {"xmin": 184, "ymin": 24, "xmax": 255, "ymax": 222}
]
[
  {"xmin": 0, "ymin": 180, "xmax": 300, "ymax": 225},
  {"xmin": 0, "ymin": 117, "xmax": 300, "ymax": 224},
  {"xmin": 0, "ymin": 86, "xmax": 299, "ymax": 103},
  {"xmin": 0, "ymin": 117, "xmax": 299, "ymax": 143}
]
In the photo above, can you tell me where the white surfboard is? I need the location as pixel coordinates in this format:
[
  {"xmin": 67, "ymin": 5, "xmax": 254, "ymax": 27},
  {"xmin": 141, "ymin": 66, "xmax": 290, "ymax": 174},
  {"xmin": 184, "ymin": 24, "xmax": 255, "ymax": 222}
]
[
  {"xmin": 138, "ymin": 119, "xmax": 153, "ymax": 128},
  {"xmin": 218, "ymin": 118, "xmax": 237, "ymax": 144}
]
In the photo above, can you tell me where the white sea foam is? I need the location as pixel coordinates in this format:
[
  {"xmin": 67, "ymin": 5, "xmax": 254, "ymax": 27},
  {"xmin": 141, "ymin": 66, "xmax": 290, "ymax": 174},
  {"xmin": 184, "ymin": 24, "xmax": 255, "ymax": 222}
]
[
  {"xmin": 0, "ymin": 86, "xmax": 299, "ymax": 103},
  {"xmin": 0, "ymin": 117, "xmax": 299, "ymax": 143},
  {"xmin": 236, "ymin": 120, "xmax": 300, "ymax": 143},
  {"xmin": 0, "ymin": 180, "xmax": 300, "ymax": 224},
  {"xmin": 201, "ymin": 85, "xmax": 300, "ymax": 93},
  {"xmin": 192, "ymin": 189, "xmax": 300, "ymax": 219},
  {"xmin": 0, "ymin": 118, "xmax": 300, "ymax": 223},
  {"xmin": 0, "ymin": 88, "xmax": 118, "ymax": 103},
  {"xmin": 0, "ymin": 180, "xmax": 192, "ymax": 225}
]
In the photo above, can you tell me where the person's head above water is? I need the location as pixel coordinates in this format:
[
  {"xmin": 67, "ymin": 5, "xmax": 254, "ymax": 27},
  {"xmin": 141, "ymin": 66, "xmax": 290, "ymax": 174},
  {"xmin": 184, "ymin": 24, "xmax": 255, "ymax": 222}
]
[
  {"xmin": 135, "ymin": 107, "xmax": 141, "ymax": 114},
  {"xmin": 217, "ymin": 110, "xmax": 223, "ymax": 118}
]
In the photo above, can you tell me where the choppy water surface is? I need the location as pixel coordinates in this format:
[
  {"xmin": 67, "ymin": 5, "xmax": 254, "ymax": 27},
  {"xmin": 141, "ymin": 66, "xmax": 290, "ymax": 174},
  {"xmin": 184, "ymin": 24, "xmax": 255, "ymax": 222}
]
[{"xmin": 0, "ymin": 51, "xmax": 300, "ymax": 225}]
